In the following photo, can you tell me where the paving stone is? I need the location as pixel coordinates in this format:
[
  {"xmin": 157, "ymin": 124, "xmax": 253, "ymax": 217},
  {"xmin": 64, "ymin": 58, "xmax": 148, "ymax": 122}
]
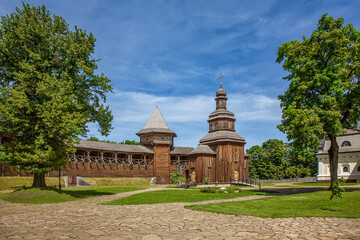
[
  {"xmin": 142, "ymin": 234, "xmax": 162, "ymax": 240},
  {"xmin": 1, "ymin": 186, "xmax": 360, "ymax": 240},
  {"xmin": 85, "ymin": 229, "xmax": 106, "ymax": 237}
]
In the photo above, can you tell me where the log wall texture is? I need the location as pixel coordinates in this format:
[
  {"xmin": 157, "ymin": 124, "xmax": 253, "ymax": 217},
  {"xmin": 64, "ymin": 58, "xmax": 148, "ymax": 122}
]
[{"xmin": 153, "ymin": 144, "xmax": 171, "ymax": 184}]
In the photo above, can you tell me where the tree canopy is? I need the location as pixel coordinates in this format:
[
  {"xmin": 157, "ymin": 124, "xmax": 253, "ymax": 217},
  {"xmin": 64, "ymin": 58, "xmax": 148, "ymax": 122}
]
[
  {"xmin": 0, "ymin": 3, "xmax": 113, "ymax": 187},
  {"xmin": 247, "ymin": 139, "xmax": 316, "ymax": 180},
  {"xmin": 276, "ymin": 14, "xmax": 360, "ymax": 188}
]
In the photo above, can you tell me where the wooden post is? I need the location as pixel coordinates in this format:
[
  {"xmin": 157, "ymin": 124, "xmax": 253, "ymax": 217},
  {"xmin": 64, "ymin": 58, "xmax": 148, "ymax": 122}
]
[
  {"xmin": 0, "ymin": 137, "xmax": 3, "ymax": 177},
  {"xmin": 143, "ymin": 154, "xmax": 147, "ymax": 177},
  {"xmin": 58, "ymin": 165, "xmax": 61, "ymax": 190}
]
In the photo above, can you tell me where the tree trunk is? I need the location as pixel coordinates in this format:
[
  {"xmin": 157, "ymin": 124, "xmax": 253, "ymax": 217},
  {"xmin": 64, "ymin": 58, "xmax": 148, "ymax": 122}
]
[
  {"xmin": 32, "ymin": 173, "xmax": 47, "ymax": 188},
  {"xmin": 328, "ymin": 134, "xmax": 339, "ymax": 190}
]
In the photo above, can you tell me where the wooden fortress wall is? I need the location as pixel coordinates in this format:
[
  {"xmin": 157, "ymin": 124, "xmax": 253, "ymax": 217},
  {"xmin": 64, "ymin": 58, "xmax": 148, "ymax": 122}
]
[{"xmin": 1, "ymin": 144, "xmax": 249, "ymax": 184}]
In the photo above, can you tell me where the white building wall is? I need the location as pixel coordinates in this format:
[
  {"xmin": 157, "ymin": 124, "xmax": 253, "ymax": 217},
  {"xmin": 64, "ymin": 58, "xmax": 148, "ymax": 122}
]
[{"xmin": 317, "ymin": 152, "xmax": 360, "ymax": 181}]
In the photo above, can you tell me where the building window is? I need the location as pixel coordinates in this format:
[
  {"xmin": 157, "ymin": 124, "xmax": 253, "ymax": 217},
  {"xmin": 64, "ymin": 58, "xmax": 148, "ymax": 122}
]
[
  {"xmin": 341, "ymin": 141, "xmax": 351, "ymax": 147},
  {"xmin": 358, "ymin": 166, "xmax": 360, "ymax": 172},
  {"xmin": 343, "ymin": 166, "xmax": 349, "ymax": 173}
]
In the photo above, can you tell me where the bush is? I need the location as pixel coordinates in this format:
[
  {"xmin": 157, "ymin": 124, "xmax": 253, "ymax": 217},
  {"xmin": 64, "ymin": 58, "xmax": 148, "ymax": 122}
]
[
  {"xmin": 170, "ymin": 172, "xmax": 185, "ymax": 184},
  {"xmin": 225, "ymin": 187, "xmax": 242, "ymax": 193},
  {"xmin": 200, "ymin": 186, "xmax": 242, "ymax": 193},
  {"xmin": 200, "ymin": 187, "xmax": 220, "ymax": 193},
  {"xmin": 203, "ymin": 178, "xmax": 210, "ymax": 185}
]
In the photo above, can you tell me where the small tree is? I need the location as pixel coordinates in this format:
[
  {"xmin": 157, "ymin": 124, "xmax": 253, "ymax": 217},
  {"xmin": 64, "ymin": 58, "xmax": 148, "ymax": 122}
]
[
  {"xmin": 0, "ymin": 3, "xmax": 113, "ymax": 187},
  {"xmin": 330, "ymin": 178, "xmax": 345, "ymax": 211},
  {"xmin": 203, "ymin": 178, "xmax": 210, "ymax": 185},
  {"xmin": 170, "ymin": 172, "xmax": 185, "ymax": 185}
]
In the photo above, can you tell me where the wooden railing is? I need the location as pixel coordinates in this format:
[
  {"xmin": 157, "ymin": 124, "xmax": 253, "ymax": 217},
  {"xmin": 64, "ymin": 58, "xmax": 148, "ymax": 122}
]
[{"xmin": 231, "ymin": 178, "xmax": 261, "ymax": 188}]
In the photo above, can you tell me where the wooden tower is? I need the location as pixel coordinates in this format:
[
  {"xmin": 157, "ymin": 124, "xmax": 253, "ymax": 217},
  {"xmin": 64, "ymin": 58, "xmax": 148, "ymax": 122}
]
[
  {"xmin": 199, "ymin": 84, "xmax": 248, "ymax": 183},
  {"xmin": 136, "ymin": 107, "xmax": 176, "ymax": 184}
]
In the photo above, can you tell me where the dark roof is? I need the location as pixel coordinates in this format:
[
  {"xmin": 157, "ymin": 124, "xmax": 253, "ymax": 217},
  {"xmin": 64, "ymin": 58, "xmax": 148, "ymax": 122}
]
[
  {"xmin": 216, "ymin": 87, "xmax": 227, "ymax": 96},
  {"xmin": 136, "ymin": 107, "xmax": 176, "ymax": 136},
  {"xmin": 317, "ymin": 129, "xmax": 360, "ymax": 155},
  {"xmin": 343, "ymin": 127, "xmax": 360, "ymax": 135},
  {"xmin": 200, "ymin": 131, "xmax": 245, "ymax": 144},
  {"xmin": 137, "ymin": 128, "xmax": 175, "ymax": 135},
  {"xmin": 75, "ymin": 140, "xmax": 154, "ymax": 154},
  {"xmin": 170, "ymin": 147, "xmax": 194, "ymax": 155},
  {"xmin": 188, "ymin": 144, "xmax": 217, "ymax": 155}
]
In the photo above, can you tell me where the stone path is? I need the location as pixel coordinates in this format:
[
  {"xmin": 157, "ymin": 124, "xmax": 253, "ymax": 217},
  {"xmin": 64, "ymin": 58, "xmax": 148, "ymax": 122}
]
[{"xmin": 0, "ymin": 186, "xmax": 360, "ymax": 240}]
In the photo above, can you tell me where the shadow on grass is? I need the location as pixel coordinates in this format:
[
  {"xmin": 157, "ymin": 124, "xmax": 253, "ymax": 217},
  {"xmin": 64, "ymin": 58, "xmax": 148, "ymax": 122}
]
[
  {"xmin": 61, "ymin": 189, "xmax": 114, "ymax": 199},
  {"xmin": 14, "ymin": 187, "xmax": 114, "ymax": 199}
]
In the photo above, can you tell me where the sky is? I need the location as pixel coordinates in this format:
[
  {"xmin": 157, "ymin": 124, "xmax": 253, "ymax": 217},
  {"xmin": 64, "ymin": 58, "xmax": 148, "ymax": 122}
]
[{"xmin": 1, "ymin": 0, "xmax": 360, "ymax": 149}]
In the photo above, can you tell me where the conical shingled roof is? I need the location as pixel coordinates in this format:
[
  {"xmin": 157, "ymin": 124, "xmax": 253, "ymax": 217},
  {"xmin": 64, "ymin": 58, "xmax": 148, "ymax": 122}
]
[
  {"xmin": 188, "ymin": 144, "xmax": 217, "ymax": 155},
  {"xmin": 136, "ymin": 107, "xmax": 176, "ymax": 136}
]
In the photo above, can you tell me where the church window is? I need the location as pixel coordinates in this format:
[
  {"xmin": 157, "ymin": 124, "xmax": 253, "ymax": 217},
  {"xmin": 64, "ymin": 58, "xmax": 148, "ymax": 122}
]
[
  {"xmin": 358, "ymin": 166, "xmax": 360, "ymax": 172},
  {"xmin": 341, "ymin": 141, "xmax": 351, "ymax": 147},
  {"xmin": 343, "ymin": 166, "xmax": 349, "ymax": 173}
]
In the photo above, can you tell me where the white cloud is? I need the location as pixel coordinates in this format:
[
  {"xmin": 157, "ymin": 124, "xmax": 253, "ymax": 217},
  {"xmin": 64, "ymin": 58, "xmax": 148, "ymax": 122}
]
[
  {"xmin": 229, "ymin": 93, "xmax": 281, "ymax": 121},
  {"xmin": 110, "ymin": 89, "xmax": 281, "ymax": 124},
  {"xmin": 90, "ymin": 89, "xmax": 282, "ymax": 147}
]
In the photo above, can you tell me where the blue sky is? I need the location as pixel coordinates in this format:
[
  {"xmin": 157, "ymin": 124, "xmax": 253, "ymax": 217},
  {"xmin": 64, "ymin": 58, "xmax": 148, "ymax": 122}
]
[{"xmin": 1, "ymin": 0, "xmax": 360, "ymax": 149}]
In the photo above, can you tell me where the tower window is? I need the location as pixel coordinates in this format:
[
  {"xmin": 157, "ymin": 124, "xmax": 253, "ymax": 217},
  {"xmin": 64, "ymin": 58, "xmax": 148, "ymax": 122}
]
[{"xmin": 341, "ymin": 141, "xmax": 351, "ymax": 147}]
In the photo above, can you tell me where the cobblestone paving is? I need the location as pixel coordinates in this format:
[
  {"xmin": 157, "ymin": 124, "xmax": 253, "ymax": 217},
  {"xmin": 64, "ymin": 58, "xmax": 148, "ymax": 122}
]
[{"xmin": 0, "ymin": 186, "xmax": 359, "ymax": 240}]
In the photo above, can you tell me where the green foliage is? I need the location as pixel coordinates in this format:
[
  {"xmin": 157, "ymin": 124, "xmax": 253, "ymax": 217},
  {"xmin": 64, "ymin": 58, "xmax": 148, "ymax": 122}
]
[
  {"xmin": 276, "ymin": 13, "xmax": 360, "ymax": 186},
  {"xmin": 0, "ymin": 3, "xmax": 113, "ymax": 186},
  {"xmin": 186, "ymin": 189, "xmax": 360, "ymax": 218},
  {"xmin": 330, "ymin": 178, "xmax": 345, "ymax": 210},
  {"xmin": 104, "ymin": 189, "xmax": 270, "ymax": 205},
  {"xmin": 225, "ymin": 187, "xmax": 242, "ymax": 193},
  {"xmin": 200, "ymin": 187, "xmax": 219, "ymax": 193},
  {"xmin": 203, "ymin": 178, "xmax": 210, "ymax": 185},
  {"xmin": 247, "ymin": 139, "xmax": 315, "ymax": 180},
  {"xmin": 87, "ymin": 137, "xmax": 100, "ymax": 141},
  {"xmin": 200, "ymin": 186, "xmax": 242, "ymax": 193},
  {"xmin": 170, "ymin": 171, "xmax": 185, "ymax": 184},
  {"xmin": 120, "ymin": 140, "xmax": 141, "ymax": 145}
]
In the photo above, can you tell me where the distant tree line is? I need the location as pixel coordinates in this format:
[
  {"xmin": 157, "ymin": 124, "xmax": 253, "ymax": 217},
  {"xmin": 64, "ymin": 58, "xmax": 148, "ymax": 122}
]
[
  {"xmin": 246, "ymin": 139, "xmax": 317, "ymax": 180},
  {"xmin": 87, "ymin": 137, "xmax": 140, "ymax": 145}
]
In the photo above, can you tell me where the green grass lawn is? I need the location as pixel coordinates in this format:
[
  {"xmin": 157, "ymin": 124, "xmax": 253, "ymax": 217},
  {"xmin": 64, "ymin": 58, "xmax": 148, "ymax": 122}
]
[
  {"xmin": 293, "ymin": 182, "xmax": 359, "ymax": 187},
  {"xmin": 258, "ymin": 182, "xmax": 359, "ymax": 188},
  {"xmin": 186, "ymin": 189, "xmax": 360, "ymax": 218},
  {"xmin": 104, "ymin": 189, "xmax": 273, "ymax": 205},
  {"xmin": 84, "ymin": 177, "xmax": 151, "ymax": 186},
  {"xmin": 0, "ymin": 177, "xmax": 65, "ymax": 190},
  {"xmin": 0, "ymin": 186, "xmax": 149, "ymax": 204}
]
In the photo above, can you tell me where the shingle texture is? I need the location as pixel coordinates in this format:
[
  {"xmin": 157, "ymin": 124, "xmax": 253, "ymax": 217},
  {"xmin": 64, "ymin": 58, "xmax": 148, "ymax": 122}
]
[
  {"xmin": 317, "ymin": 128, "xmax": 360, "ymax": 154},
  {"xmin": 75, "ymin": 140, "xmax": 154, "ymax": 154},
  {"xmin": 188, "ymin": 144, "xmax": 217, "ymax": 155},
  {"xmin": 170, "ymin": 147, "xmax": 194, "ymax": 155},
  {"xmin": 136, "ymin": 107, "xmax": 176, "ymax": 136},
  {"xmin": 200, "ymin": 131, "xmax": 245, "ymax": 144}
]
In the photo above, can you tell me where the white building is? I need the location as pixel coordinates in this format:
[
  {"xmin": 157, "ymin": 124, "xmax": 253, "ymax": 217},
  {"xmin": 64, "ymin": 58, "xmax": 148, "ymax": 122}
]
[{"xmin": 317, "ymin": 127, "xmax": 360, "ymax": 182}]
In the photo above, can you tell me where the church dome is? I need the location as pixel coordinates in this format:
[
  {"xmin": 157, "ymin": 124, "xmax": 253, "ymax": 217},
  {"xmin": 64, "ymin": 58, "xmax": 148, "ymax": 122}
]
[{"xmin": 216, "ymin": 87, "xmax": 226, "ymax": 96}]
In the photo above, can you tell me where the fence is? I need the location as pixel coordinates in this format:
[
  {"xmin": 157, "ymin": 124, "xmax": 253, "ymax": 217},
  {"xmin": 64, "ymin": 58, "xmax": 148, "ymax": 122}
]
[{"xmin": 258, "ymin": 177, "xmax": 317, "ymax": 183}]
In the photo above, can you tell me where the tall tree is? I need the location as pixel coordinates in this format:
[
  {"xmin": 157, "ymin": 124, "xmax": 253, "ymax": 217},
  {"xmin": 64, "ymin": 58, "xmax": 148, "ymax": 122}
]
[
  {"xmin": 0, "ymin": 3, "xmax": 113, "ymax": 187},
  {"xmin": 247, "ymin": 139, "xmax": 316, "ymax": 180},
  {"xmin": 276, "ymin": 14, "xmax": 360, "ymax": 188},
  {"xmin": 247, "ymin": 139, "xmax": 290, "ymax": 180}
]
